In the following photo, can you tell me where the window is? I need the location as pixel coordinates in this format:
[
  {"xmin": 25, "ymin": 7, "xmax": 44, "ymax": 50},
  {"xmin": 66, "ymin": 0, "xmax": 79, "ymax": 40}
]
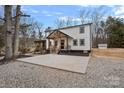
[
  {"xmin": 80, "ymin": 39, "xmax": 85, "ymax": 46},
  {"xmin": 49, "ymin": 41, "xmax": 51, "ymax": 46},
  {"xmin": 73, "ymin": 39, "xmax": 78, "ymax": 46},
  {"xmin": 80, "ymin": 26, "xmax": 85, "ymax": 33},
  {"xmin": 61, "ymin": 40, "xmax": 65, "ymax": 49},
  {"xmin": 55, "ymin": 41, "xmax": 57, "ymax": 47}
]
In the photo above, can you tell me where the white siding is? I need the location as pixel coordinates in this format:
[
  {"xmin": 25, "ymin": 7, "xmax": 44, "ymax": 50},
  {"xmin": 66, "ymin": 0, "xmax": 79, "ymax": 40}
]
[
  {"xmin": 46, "ymin": 24, "xmax": 92, "ymax": 51},
  {"xmin": 60, "ymin": 25, "xmax": 91, "ymax": 50}
]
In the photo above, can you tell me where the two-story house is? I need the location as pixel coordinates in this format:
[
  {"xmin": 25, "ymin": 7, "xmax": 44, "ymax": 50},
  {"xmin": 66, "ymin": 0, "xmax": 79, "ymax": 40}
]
[{"xmin": 45, "ymin": 23, "xmax": 93, "ymax": 55}]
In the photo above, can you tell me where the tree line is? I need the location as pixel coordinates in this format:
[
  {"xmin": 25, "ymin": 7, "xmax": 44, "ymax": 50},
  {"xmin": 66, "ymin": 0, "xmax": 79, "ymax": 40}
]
[
  {"xmin": 54, "ymin": 7, "xmax": 124, "ymax": 48},
  {"xmin": 0, "ymin": 5, "xmax": 124, "ymax": 62},
  {"xmin": 0, "ymin": 5, "xmax": 44, "ymax": 61}
]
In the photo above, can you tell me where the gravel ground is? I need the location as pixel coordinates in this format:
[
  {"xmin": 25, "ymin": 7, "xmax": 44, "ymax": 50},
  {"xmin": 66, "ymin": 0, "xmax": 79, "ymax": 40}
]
[{"xmin": 0, "ymin": 56, "xmax": 124, "ymax": 88}]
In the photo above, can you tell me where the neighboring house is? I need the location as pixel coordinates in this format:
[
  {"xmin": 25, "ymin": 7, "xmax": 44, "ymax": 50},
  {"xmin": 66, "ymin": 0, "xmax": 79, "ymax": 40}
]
[{"xmin": 45, "ymin": 23, "xmax": 93, "ymax": 55}]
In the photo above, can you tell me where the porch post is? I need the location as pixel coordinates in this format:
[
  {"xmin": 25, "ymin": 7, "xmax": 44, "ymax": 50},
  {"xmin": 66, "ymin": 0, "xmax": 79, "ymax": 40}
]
[
  {"xmin": 48, "ymin": 38, "xmax": 50, "ymax": 50},
  {"xmin": 66, "ymin": 37, "xmax": 68, "ymax": 51},
  {"xmin": 58, "ymin": 38, "xmax": 61, "ymax": 50}
]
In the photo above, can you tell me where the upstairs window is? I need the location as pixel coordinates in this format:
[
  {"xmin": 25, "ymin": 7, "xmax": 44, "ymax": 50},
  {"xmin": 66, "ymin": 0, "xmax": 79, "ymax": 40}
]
[
  {"xmin": 80, "ymin": 39, "xmax": 85, "ymax": 46},
  {"xmin": 80, "ymin": 26, "xmax": 85, "ymax": 33},
  {"xmin": 73, "ymin": 39, "xmax": 78, "ymax": 46}
]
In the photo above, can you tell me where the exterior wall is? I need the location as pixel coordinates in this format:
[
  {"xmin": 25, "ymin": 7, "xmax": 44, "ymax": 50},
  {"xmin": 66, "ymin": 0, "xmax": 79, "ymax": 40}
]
[
  {"xmin": 46, "ymin": 24, "xmax": 92, "ymax": 51},
  {"xmin": 60, "ymin": 25, "xmax": 91, "ymax": 50}
]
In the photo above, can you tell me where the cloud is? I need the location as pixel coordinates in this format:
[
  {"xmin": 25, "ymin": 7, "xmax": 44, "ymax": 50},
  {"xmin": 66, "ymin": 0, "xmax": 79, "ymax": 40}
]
[
  {"xmin": 41, "ymin": 10, "xmax": 63, "ymax": 17},
  {"xmin": 78, "ymin": 5, "xmax": 102, "ymax": 11},
  {"xmin": 41, "ymin": 10, "xmax": 53, "ymax": 16},
  {"xmin": 45, "ymin": 14, "xmax": 53, "ymax": 16},
  {"xmin": 72, "ymin": 18, "xmax": 81, "ymax": 22},
  {"xmin": 115, "ymin": 15, "xmax": 124, "ymax": 18},
  {"xmin": 59, "ymin": 16, "xmax": 81, "ymax": 22},
  {"xmin": 41, "ymin": 10, "xmax": 49, "ymax": 14},
  {"xmin": 53, "ymin": 12, "xmax": 63, "ymax": 15},
  {"xmin": 21, "ymin": 6, "xmax": 28, "ymax": 12},
  {"xmin": 79, "ymin": 5, "xmax": 90, "ymax": 7},
  {"xmin": 114, "ymin": 6, "xmax": 124, "ymax": 15},
  {"xmin": 22, "ymin": 6, "xmax": 63, "ymax": 17},
  {"xmin": 108, "ymin": 5, "xmax": 116, "ymax": 8},
  {"xmin": 21, "ymin": 6, "xmax": 39, "ymax": 14},
  {"xmin": 30, "ymin": 9, "xmax": 39, "ymax": 13},
  {"xmin": 79, "ymin": 5, "xmax": 100, "ymax": 8},
  {"xmin": 59, "ymin": 16, "xmax": 69, "ymax": 20}
]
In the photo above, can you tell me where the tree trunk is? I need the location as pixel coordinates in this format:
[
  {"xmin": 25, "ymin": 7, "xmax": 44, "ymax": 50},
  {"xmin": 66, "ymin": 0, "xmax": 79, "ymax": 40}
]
[
  {"xmin": 4, "ymin": 5, "xmax": 13, "ymax": 60},
  {"xmin": 13, "ymin": 5, "xmax": 21, "ymax": 58}
]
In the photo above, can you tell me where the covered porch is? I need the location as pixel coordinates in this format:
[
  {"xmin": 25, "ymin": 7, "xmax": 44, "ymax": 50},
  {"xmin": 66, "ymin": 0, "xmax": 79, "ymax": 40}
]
[{"xmin": 47, "ymin": 30, "xmax": 73, "ymax": 54}]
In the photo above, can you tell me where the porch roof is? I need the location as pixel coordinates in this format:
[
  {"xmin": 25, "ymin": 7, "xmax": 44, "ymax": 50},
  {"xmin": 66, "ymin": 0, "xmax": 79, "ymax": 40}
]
[{"xmin": 47, "ymin": 30, "xmax": 73, "ymax": 39}]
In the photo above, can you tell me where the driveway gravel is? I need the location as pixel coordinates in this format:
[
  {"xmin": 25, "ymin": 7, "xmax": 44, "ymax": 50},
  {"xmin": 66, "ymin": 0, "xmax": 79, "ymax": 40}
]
[{"xmin": 0, "ymin": 56, "xmax": 124, "ymax": 88}]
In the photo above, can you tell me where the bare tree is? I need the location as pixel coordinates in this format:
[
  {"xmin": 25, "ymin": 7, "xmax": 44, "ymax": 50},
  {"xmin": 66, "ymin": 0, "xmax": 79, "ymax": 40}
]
[
  {"xmin": 89, "ymin": 6, "xmax": 108, "ymax": 47},
  {"xmin": 0, "ymin": 25, "xmax": 5, "ymax": 54},
  {"xmin": 79, "ymin": 9, "xmax": 90, "ymax": 24},
  {"xmin": 54, "ymin": 17, "xmax": 76, "ymax": 28},
  {"xmin": 91, "ymin": 11, "xmax": 103, "ymax": 47},
  {"xmin": 64, "ymin": 17, "xmax": 73, "ymax": 26},
  {"xmin": 20, "ymin": 23, "xmax": 32, "ymax": 48},
  {"xmin": 0, "ymin": 6, "xmax": 5, "ymax": 54},
  {"xmin": 26, "ymin": 18, "xmax": 44, "ymax": 39},
  {"xmin": 13, "ymin": 5, "xmax": 21, "ymax": 58},
  {"xmin": 4, "ymin": 5, "xmax": 13, "ymax": 60},
  {"xmin": 35, "ymin": 22, "xmax": 44, "ymax": 39},
  {"xmin": 54, "ymin": 18, "xmax": 65, "ymax": 28},
  {"xmin": 79, "ymin": 6, "xmax": 109, "ymax": 47},
  {"xmin": 26, "ymin": 18, "xmax": 36, "ymax": 38},
  {"xmin": 73, "ymin": 19, "xmax": 79, "ymax": 26}
]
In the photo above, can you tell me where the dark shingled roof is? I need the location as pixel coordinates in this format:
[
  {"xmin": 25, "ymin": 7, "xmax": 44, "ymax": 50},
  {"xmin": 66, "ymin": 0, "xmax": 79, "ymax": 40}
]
[{"xmin": 53, "ymin": 23, "xmax": 92, "ymax": 31}]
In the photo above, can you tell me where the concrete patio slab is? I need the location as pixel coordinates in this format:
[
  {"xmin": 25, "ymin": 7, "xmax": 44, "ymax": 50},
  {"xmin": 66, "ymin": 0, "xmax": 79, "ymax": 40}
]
[{"xmin": 17, "ymin": 54, "xmax": 90, "ymax": 74}]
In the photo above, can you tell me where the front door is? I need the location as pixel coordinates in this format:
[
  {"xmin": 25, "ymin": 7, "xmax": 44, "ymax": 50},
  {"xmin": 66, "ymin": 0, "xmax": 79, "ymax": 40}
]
[{"xmin": 61, "ymin": 40, "xmax": 65, "ymax": 49}]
